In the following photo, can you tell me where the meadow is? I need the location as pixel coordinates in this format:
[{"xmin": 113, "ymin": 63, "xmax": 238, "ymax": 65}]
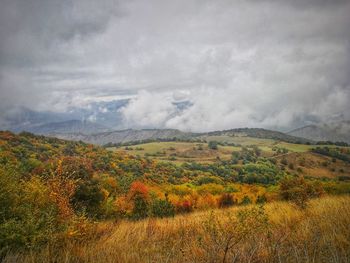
[
  {"xmin": 108, "ymin": 141, "xmax": 241, "ymax": 163},
  {"xmin": 4, "ymin": 196, "xmax": 350, "ymax": 263},
  {"xmin": 109, "ymin": 137, "xmax": 350, "ymax": 179}
]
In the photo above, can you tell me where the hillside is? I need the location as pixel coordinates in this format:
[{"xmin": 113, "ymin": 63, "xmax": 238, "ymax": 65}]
[
  {"xmin": 288, "ymin": 121, "xmax": 350, "ymax": 143},
  {"xmin": 52, "ymin": 128, "xmax": 194, "ymax": 145},
  {"xmin": 205, "ymin": 128, "xmax": 312, "ymax": 144},
  {"xmin": 45, "ymin": 127, "xmax": 310, "ymax": 146},
  {"xmin": 1, "ymin": 130, "xmax": 350, "ymax": 260},
  {"xmin": 26, "ymin": 120, "xmax": 110, "ymax": 135}
]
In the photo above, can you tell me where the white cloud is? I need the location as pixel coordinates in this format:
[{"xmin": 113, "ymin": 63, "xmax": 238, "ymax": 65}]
[
  {"xmin": 1, "ymin": 0, "xmax": 350, "ymax": 131},
  {"xmin": 120, "ymin": 90, "xmax": 177, "ymax": 128}
]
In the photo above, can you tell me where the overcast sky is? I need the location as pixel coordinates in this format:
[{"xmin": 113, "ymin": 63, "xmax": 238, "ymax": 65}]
[{"xmin": 1, "ymin": 0, "xmax": 350, "ymax": 131}]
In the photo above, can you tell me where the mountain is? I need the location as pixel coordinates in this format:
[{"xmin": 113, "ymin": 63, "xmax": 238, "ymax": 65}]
[
  {"xmin": 0, "ymin": 99, "xmax": 130, "ymax": 132},
  {"xmin": 1, "ymin": 104, "xmax": 313, "ymax": 145},
  {"xmin": 25, "ymin": 120, "xmax": 110, "ymax": 135},
  {"xmin": 0, "ymin": 107, "xmax": 70, "ymax": 132},
  {"xmin": 0, "ymin": 99, "xmax": 195, "ymax": 134},
  {"xmin": 288, "ymin": 121, "xmax": 350, "ymax": 143},
  {"xmin": 51, "ymin": 128, "xmax": 193, "ymax": 145},
  {"xmin": 48, "ymin": 127, "xmax": 310, "ymax": 145}
]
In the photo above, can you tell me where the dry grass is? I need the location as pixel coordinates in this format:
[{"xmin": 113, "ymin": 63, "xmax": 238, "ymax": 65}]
[{"xmin": 4, "ymin": 196, "xmax": 350, "ymax": 263}]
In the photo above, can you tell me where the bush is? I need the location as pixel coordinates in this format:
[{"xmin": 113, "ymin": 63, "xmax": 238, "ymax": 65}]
[
  {"xmin": 208, "ymin": 141, "xmax": 218, "ymax": 150},
  {"xmin": 131, "ymin": 195, "xmax": 149, "ymax": 220},
  {"xmin": 128, "ymin": 182, "xmax": 149, "ymax": 220},
  {"xmin": 218, "ymin": 193, "xmax": 235, "ymax": 208},
  {"xmin": 72, "ymin": 179, "xmax": 104, "ymax": 217},
  {"xmin": 201, "ymin": 205, "xmax": 268, "ymax": 263},
  {"xmin": 279, "ymin": 176, "xmax": 324, "ymax": 209},
  {"xmin": 240, "ymin": 196, "xmax": 252, "ymax": 205},
  {"xmin": 0, "ymin": 168, "xmax": 62, "ymax": 255},
  {"xmin": 256, "ymin": 195, "xmax": 267, "ymax": 204},
  {"xmin": 150, "ymin": 198, "xmax": 175, "ymax": 218},
  {"xmin": 281, "ymin": 158, "xmax": 288, "ymax": 166}
]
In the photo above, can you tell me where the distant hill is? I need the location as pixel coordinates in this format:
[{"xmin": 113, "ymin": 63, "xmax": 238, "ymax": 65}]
[
  {"xmin": 48, "ymin": 127, "xmax": 310, "ymax": 145},
  {"xmin": 205, "ymin": 128, "xmax": 312, "ymax": 144},
  {"xmin": 51, "ymin": 128, "xmax": 193, "ymax": 145},
  {"xmin": 0, "ymin": 100, "xmax": 129, "ymax": 132},
  {"xmin": 288, "ymin": 121, "xmax": 350, "ymax": 143},
  {"xmin": 26, "ymin": 120, "xmax": 110, "ymax": 135}
]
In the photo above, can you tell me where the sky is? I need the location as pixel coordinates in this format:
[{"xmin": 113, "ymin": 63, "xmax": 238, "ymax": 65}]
[{"xmin": 0, "ymin": 0, "xmax": 350, "ymax": 132}]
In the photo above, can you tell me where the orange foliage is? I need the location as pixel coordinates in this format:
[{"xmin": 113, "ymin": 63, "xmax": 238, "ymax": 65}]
[
  {"xmin": 196, "ymin": 194, "xmax": 217, "ymax": 210},
  {"xmin": 114, "ymin": 196, "xmax": 133, "ymax": 215},
  {"xmin": 48, "ymin": 160, "xmax": 77, "ymax": 221},
  {"xmin": 128, "ymin": 181, "xmax": 149, "ymax": 200}
]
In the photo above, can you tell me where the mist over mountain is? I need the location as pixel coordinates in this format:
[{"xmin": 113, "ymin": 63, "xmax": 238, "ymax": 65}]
[
  {"xmin": 0, "ymin": 100, "xmax": 129, "ymax": 132},
  {"xmin": 1, "ymin": 100, "xmax": 349, "ymax": 145},
  {"xmin": 288, "ymin": 121, "xmax": 350, "ymax": 143},
  {"xmin": 0, "ymin": 99, "xmax": 194, "ymax": 134}
]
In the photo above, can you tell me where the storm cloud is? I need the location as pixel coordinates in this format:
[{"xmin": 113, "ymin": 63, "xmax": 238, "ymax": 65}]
[{"xmin": 1, "ymin": 0, "xmax": 350, "ymax": 131}]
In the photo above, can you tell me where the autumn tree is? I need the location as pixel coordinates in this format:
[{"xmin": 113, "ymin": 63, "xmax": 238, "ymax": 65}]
[
  {"xmin": 128, "ymin": 181, "xmax": 149, "ymax": 219},
  {"xmin": 150, "ymin": 194, "xmax": 175, "ymax": 218},
  {"xmin": 279, "ymin": 176, "xmax": 324, "ymax": 209}
]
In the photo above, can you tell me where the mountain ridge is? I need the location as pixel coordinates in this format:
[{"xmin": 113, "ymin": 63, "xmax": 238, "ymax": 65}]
[
  {"xmin": 44, "ymin": 127, "xmax": 312, "ymax": 145},
  {"xmin": 288, "ymin": 121, "xmax": 350, "ymax": 143}
]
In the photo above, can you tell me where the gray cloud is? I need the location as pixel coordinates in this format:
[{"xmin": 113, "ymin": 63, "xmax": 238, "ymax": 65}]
[{"xmin": 0, "ymin": 0, "xmax": 350, "ymax": 131}]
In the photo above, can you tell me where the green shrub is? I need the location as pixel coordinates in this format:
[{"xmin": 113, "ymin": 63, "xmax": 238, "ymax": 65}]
[
  {"xmin": 240, "ymin": 196, "xmax": 252, "ymax": 205},
  {"xmin": 150, "ymin": 198, "xmax": 175, "ymax": 218},
  {"xmin": 208, "ymin": 141, "xmax": 218, "ymax": 150},
  {"xmin": 0, "ymin": 168, "xmax": 61, "ymax": 255},
  {"xmin": 131, "ymin": 196, "xmax": 149, "ymax": 220}
]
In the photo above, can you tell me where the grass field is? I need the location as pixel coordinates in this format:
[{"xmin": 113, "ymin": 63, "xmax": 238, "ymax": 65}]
[
  {"xmin": 107, "ymin": 137, "xmax": 350, "ymax": 180},
  {"xmin": 200, "ymin": 135, "xmax": 276, "ymax": 146},
  {"xmin": 108, "ymin": 141, "xmax": 242, "ymax": 163},
  {"xmin": 108, "ymin": 136, "xmax": 348, "ymax": 164},
  {"xmin": 5, "ymin": 196, "xmax": 350, "ymax": 263}
]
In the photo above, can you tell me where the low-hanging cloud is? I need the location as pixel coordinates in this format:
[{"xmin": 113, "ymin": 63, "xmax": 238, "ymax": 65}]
[
  {"xmin": 120, "ymin": 85, "xmax": 350, "ymax": 132},
  {"xmin": 0, "ymin": 0, "xmax": 350, "ymax": 131}
]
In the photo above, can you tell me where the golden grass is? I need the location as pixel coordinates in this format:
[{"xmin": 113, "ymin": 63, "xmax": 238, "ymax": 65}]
[{"xmin": 5, "ymin": 196, "xmax": 350, "ymax": 263}]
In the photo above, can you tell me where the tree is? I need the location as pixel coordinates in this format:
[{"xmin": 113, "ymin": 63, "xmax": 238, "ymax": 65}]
[
  {"xmin": 128, "ymin": 181, "xmax": 149, "ymax": 220},
  {"xmin": 72, "ymin": 179, "xmax": 104, "ymax": 217},
  {"xmin": 132, "ymin": 195, "xmax": 149, "ymax": 219},
  {"xmin": 208, "ymin": 141, "xmax": 218, "ymax": 150},
  {"xmin": 150, "ymin": 195, "xmax": 175, "ymax": 218},
  {"xmin": 279, "ymin": 176, "xmax": 324, "ymax": 209}
]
